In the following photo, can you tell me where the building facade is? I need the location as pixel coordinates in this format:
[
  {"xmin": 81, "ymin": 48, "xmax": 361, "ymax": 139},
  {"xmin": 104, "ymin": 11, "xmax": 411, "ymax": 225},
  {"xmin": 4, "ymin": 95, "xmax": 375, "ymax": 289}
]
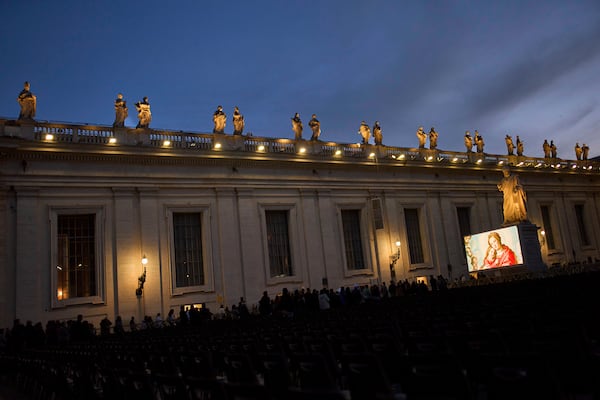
[{"xmin": 1, "ymin": 118, "xmax": 600, "ymax": 329}]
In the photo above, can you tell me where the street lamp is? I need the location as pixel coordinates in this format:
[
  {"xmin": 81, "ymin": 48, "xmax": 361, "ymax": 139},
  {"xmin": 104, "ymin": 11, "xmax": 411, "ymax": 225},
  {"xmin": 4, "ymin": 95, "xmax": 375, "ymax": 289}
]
[{"xmin": 136, "ymin": 255, "xmax": 147, "ymax": 297}]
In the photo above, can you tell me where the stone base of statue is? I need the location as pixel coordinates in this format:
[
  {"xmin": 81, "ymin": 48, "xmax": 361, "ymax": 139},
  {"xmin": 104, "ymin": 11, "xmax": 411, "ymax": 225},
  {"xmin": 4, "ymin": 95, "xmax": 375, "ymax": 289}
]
[
  {"xmin": 512, "ymin": 221, "xmax": 546, "ymax": 273},
  {"xmin": 16, "ymin": 119, "xmax": 35, "ymax": 140}
]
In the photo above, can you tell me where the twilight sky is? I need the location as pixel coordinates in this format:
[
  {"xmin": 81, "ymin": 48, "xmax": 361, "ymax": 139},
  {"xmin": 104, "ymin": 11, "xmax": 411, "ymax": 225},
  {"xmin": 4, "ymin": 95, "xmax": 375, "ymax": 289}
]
[{"xmin": 1, "ymin": 1, "xmax": 599, "ymax": 158}]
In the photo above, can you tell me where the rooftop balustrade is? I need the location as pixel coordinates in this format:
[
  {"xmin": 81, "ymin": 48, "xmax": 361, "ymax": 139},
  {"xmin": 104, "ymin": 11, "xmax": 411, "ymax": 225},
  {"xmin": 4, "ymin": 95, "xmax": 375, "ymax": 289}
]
[{"xmin": 1, "ymin": 117, "xmax": 597, "ymax": 173}]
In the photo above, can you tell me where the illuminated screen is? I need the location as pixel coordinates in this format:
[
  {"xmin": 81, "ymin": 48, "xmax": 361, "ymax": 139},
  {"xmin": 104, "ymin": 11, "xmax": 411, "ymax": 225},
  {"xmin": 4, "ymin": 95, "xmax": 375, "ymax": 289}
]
[{"xmin": 464, "ymin": 226, "xmax": 523, "ymax": 272}]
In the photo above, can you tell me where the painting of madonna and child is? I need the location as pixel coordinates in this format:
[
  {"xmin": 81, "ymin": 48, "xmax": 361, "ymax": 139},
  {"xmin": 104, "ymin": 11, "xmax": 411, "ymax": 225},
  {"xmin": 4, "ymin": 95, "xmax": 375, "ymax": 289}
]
[{"xmin": 464, "ymin": 226, "xmax": 524, "ymax": 272}]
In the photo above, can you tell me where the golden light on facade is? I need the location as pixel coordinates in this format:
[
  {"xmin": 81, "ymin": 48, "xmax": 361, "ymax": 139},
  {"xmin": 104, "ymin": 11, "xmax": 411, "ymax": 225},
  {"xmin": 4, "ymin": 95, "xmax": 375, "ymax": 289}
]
[
  {"xmin": 258, "ymin": 145, "xmax": 265, "ymax": 151},
  {"xmin": 108, "ymin": 137, "xmax": 117, "ymax": 144},
  {"xmin": 335, "ymin": 149, "xmax": 342, "ymax": 156},
  {"xmin": 163, "ymin": 140, "xmax": 171, "ymax": 147},
  {"xmin": 476, "ymin": 159, "xmax": 483, "ymax": 164},
  {"xmin": 369, "ymin": 152, "xmax": 376, "ymax": 158},
  {"xmin": 299, "ymin": 147, "xmax": 306, "ymax": 154},
  {"xmin": 214, "ymin": 142, "xmax": 222, "ymax": 149},
  {"xmin": 45, "ymin": 134, "xmax": 54, "ymax": 141}
]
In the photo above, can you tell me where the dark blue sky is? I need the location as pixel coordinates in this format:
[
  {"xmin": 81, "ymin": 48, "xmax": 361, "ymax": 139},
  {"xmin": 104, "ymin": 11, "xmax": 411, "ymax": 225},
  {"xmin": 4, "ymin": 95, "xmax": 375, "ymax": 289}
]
[{"xmin": 2, "ymin": 1, "xmax": 599, "ymax": 158}]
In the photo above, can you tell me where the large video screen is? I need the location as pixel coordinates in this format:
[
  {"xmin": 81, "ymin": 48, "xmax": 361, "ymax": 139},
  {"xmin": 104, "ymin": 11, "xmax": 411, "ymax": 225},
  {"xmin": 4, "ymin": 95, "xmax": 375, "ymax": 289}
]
[{"xmin": 464, "ymin": 226, "xmax": 524, "ymax": 272}]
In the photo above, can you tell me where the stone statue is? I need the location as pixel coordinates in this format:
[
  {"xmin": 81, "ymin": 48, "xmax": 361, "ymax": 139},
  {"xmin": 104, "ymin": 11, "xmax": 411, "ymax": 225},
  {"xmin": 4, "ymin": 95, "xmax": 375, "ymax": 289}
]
[
  {"xmin": 505, "ymin": 135, "xmax": 515, "ymax": 155},
  {"xmin": 373, "ymin": 121, "xmax": 382, "ymax": 145},
  {"xmin": 542, "ymin": 139, "xmax": 551, "ymax": 158},
  {"xmin": 429, "ymin": 127, "xmax": 438, "ymax": 150},
  {"xmin": 498, "ymin": 168, "xmax": 527, "ymax": 225},
  {"xmin": 113, "ymin": 93, "xmax": 128, "ymax": 128},
  {"xmin": 17, "ymin": 81, "xmax": 37, "ymax": 120},
  {"xmin": 135, "ymin": 97, "xmax": 151, "ymax": 128},
  {"xmin": 516, "ymin": 136, "xmax": 523, "ymax": 156},
  {"xmin": 213, "ymin": 105, "xmax": 226, "ymax": 134},
  {"xmin": 291, "ymin": 113, "xmax": 303, "ymax": 140},
  {"xmin": 582, "ymin": 143, "xmax": 590, "ymax": 160},
  {"xmin": 550, "ymin": 140, "xmax": 557, "ymax": 158},
  {"xmin": 232, "ymin": 106, "xmax": 244, "ymax": 135},
  {"xmin": 416, "ymin": 126, "xmax": 427, "ymax": 149},
  {"xmin": 464, "ymin": 131, "xmax": 473, "ymax": 152},
  {"xmin": 474, "ymin": 130, "xmax": 484, "ymax": 153},
  {"xmin": 308, "ymin": 114, "xmax": 321, "ymax": 141},
  {"xmin": 575, "ymin": 143, "xmax": 582, "ymax": 160},
  {"xmin": 359, "ymin": 121, "xmax": 371, "ymax": 144}
]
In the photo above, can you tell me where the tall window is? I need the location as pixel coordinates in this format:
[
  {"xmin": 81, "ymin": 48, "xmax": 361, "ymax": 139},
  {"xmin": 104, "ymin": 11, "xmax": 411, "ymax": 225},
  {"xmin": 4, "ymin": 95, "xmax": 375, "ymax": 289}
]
[
  {"xmin": 341, "ymin": 209, "xmax": 365, "ymax": 270},
  {"xmin": 574, "ymin": 204, "xmax": 590, "ymax": 246},
  {"xmin": 404, "ymin": 208, "xmax": 425, "ymax": 264},
  {"xmin": 57, "ymin": 214, "xmax": 96, "ymax": 300},
  {"xmin": 173, "ymin": 212, "xmax": 204, "ymax": 287},
  {"xmin": 456, "ymin": 207, "xmax": 472, "ymax": 238},
  {"xmin": 540, "ymin": 205, "xmax": 556, "ymax": 250},
  {"xmin": 265, "ymin": 210, "xmax": 292, "ymax": 277}
]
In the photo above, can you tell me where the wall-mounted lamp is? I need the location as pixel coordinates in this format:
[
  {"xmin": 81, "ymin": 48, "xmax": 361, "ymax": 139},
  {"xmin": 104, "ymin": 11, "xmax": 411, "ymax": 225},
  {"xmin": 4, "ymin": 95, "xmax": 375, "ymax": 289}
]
[
  {"xmin": 539, "ymin": 230, "xmax": 546, "ymax": 247},
  {"xmin": 136, "ymin": 255, "xmax": 148, "ymax": 297},
  {"xmin": 389, "ymin": 241, "xmax": 401, "ymax": 281}
]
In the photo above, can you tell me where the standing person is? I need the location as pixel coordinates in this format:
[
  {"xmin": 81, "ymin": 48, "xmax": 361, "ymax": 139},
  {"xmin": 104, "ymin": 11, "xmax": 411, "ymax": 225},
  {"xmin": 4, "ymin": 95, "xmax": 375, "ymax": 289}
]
[
  {"xmin": 100, "ymin": 317, "xmax": 112, "ymax": 336},
  {"xmin": 318, "ymin": 289, "xmax": 330, "ymax": 310},
  {"xmin": 258, "ymin": 291, "xmax": 272, "ymax": 317},
  {"xmin": 114, "ymin": 316, "xmax": 125, "ymax": 335},
  {"xmin": 129, "ymin": 316, "xmax": 137, "ymax": 332}
]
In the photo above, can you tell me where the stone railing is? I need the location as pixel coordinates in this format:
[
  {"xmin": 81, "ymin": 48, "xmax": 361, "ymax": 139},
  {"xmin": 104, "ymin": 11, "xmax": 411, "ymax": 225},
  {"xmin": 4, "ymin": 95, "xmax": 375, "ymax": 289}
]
[{"xmin": 0, "ymin": 118, "xmax": 597, "ymax": 172}]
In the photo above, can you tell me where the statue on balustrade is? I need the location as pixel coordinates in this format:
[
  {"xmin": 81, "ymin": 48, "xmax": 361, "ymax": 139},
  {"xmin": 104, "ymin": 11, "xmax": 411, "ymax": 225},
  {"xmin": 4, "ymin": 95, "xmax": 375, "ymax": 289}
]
[
  {"xmin": 474, "ymin": 130, "xmax": 484, "ymax": 153},
  {"xmin": 232, "ymin": 106, "xmax": 244, "ymax": 135},
  {"xmin": 464, "ymin": 131, "xmax": 473, "ymax": 152},
  {"xmin": 308, "ymin": 114, "xmax": 321, "ymax": 141},
  {"xmin": 429, "ymin": 127, "xmax": 438, "ymax": 150},
  {"xmin": 359, "ymin": 121, "xmax": 371, "ymax": 144},
  {"xmin": 550, "ymin": 140, "xmax": 557, "ymax": 158},
  {"xmin": 498, "ymin": 167, "xmax": 528, "ymax": 225},
  {"xmin": 17, "ymin": 81, "xmax": 37, "ymax": 120},
  {"xmin": 135, "ymin": 96, "xmax": 151, "ymax": 128},
  {"xmin": 505, "ymin": 135, "xmax": 515, "ymax": 155},
  {"xmin": 582, "ymin": 143, "xmax": 590, "ymax": 160},
  {"xmin": 416, "ymin": 126, "xmax": 427, "ymax": 149},
  {"xmin": 373, "ymin": 121, "xmax": 382, "ymax": 145},
  {"xmin": 516, "ymin": 136, "xmax": 523, "ymax": 156},
  {"xmin": 291, "ymin": 113, "xmax": 303, "ymax": 140},
  {"xmin": 113, "ymin": 93, "xmax": 128, "ymax": 128},
  {"xmin": 574, "ymin": 143, "xmax": 582, "ymax": 160},
  {"xmin": 213, "ymin": 105, "xmax": 226, "ymax": 134},
  {"xmin": 542, "ymin": 139, "xmax": 551, "ymax": 158}
]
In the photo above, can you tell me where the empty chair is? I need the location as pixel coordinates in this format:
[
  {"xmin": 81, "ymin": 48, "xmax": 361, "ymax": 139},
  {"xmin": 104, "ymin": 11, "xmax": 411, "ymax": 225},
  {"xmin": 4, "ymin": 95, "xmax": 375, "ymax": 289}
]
[{"xmin": 341, "ymin": 352, "xmax": 405, "ymax": 400}]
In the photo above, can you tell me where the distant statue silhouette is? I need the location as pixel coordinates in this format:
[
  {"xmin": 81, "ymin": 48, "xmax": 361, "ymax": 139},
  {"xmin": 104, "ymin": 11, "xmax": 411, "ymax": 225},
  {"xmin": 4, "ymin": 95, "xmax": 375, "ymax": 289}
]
[
  {"xmin": 113, "ymin": 93, "xmax": 128, "ymax": 128},
  {"xmin": 135, "ymin": 97, "xmax": 151, "ymax": 128},
  {"xmin": 291, "ymin": 113, "xmax": 303, "ymax": 140},
  {"xmin": 232, "ymin": 106, "xmax": 244, "ymax": 135},
  {"xmin": 213, "ymin": 105, "xmax": 226, "ymax": 133},
  {"xmin": 17, "ymin": 81, "xmax": 36, "ymax": 120}
]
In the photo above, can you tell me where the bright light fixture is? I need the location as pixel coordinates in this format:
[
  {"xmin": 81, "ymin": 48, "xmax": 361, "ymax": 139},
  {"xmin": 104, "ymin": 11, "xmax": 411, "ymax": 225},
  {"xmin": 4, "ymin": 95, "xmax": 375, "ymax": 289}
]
[
  {"xmin": 108, "ymin": 137, "xmax": 117, "ymax": 144},
  {"xmin": 45, "ymin": 134, "xmax": 54, "ymax": 141},
  {"xmin": 163, "ymin": 140, "xmax": 171, "ymax": 147}
]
